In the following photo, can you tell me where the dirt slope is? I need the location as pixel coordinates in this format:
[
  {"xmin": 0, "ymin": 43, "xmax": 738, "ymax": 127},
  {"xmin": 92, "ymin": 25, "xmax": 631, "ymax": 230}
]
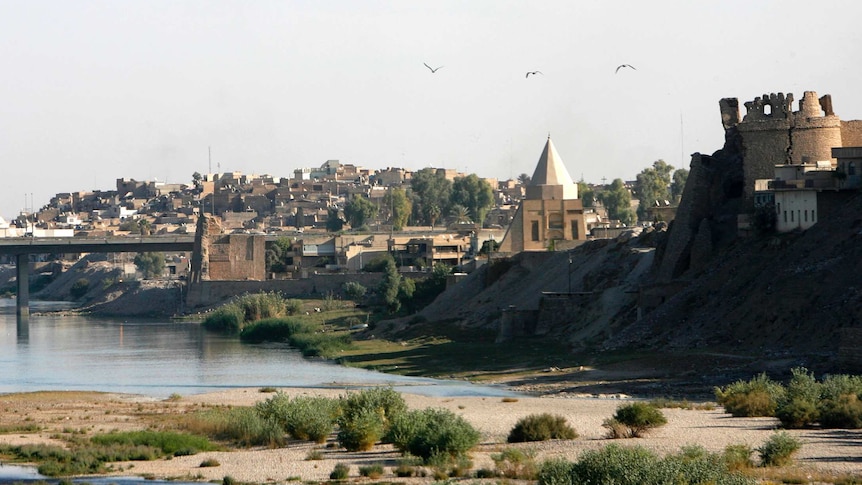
[{"xmin": 393, "ymin": 192, "xmax": 862, "ymax": 376}]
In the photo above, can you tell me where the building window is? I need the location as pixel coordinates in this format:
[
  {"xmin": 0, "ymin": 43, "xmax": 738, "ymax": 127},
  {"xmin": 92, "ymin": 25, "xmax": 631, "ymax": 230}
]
[
  {"xmin": 790, "ymin": 211, "xmax": 794, "ymax": 222},
  {"xmin": 571, "ymin": 220, "xmax": 579, "ymax": 239},
  {"xmin": 804, "ymin": 210, "xmax": 808, "ymax": 222},
  {"xmin": 549, "ymin": 212, "xmax": 563, "ymax": 229},
  {"xmin": 531, "ymin": 221, "xmax": 539, "ymax": 241},
  {"xmin": 850, "ymin": 162, "xmax": 857, "ymax": 176},
  {"xmin": 784, "ymin": 211, "xmax": 787, "ymax": 223}
]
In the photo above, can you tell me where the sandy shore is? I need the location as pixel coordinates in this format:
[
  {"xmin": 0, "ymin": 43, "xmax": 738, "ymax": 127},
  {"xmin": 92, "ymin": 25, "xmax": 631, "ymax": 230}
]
[{"xmin": 2, "ymin": 387, "xmax": 862, "ymax": 483}]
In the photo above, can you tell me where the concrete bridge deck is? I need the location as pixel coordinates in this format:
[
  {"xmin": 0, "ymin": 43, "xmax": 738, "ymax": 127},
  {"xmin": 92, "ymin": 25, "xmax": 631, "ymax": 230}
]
[{"xmin": 2, "ymin": 236, "xmax": 196, "ymax": 319}]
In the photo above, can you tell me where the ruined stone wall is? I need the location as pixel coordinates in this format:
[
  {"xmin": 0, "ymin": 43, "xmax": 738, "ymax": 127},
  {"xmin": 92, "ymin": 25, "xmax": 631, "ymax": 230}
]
[
  {"xmin": 207, "ymin": 234, "xmax": 266, "ymax": 281},
  {"xmin": 533, "ymin": 294, "xmax": 592, "ymax": 335},
  {"xmin": 842, "ymin": 120, "xmax": 862, "ymax": 147},
  {"xmin": 185, "ymin": 272, "xmax": 394, "ymax": 309},
  {"xmin": 792, "ymin": 92, "xmax": 842, "ymax": 164},
  {"xmin": 732, "ymin": 91, "xmax": 843, "ymax": 206}
]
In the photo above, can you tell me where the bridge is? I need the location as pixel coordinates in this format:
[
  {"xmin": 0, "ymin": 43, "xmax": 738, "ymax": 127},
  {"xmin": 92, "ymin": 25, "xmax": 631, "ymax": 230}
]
[{"xmin": 0, "ymin": 236, "xmax": 195, "ymax": 319}]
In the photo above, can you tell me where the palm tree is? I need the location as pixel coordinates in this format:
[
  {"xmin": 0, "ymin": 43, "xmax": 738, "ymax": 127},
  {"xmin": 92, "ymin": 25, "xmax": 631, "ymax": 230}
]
[
  {"xmin": 428, "ymin": 205, "xmax": 441, "ymax": 228},
  {"xmin": 517, "ymin": 173, "xmax": 531, "ymax": 186},
  {"xmin": 449, "ymin": 204, "xmax": 472, "ymax": 225}
]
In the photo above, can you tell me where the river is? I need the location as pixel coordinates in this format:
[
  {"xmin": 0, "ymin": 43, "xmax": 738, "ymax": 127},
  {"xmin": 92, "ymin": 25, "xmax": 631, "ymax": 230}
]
[
  {"xmin": 0, "ymin": 299, "xmax": 515, "ymax": 398},
  {"xmin": 0, "ymin": 299, "xmax": 516, "ymax": 483}
]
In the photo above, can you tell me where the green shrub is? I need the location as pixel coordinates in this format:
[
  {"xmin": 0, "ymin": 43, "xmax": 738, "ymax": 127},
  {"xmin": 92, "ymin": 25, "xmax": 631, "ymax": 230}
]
[
  {"xmin": 777, "ymin": 397, "xmax": 820, "ymax": 429},
  {"xmin": 337, "ymin": 407, "xmax": 385, "ymax": 451},
  {"xmin": 199, "ymin": 458, "xmax": 220, "ymax": 467},
  {"xmin": 571, "ymin": 444, "xmax": 754, "ymax": 485},
  {"xmin": 573, "ymin": 444, "xmax": 658, "ymax": 485},
  {"xmin": 385, "ymin": 408, "xmax": 480, "ymax": 461},
  {"xmin": 820, "ymin": 373, "xmax": 862, "ymax": 402},
  {"xmin": 651, "ymin": 449, "xmax": 753, "ymax": 485},
  {"xmin": 723, "ymin": 444, "xmax": 754, "ymax": 471},
  {"xmin": 757, "ymin": 432, "xmax": 801, "ymax": 467},
  {"xmin": 284, "ymin": 299, "xmax": 302, "ymax": 315},
  {"xmin": 507, "ymin": 413, "xmax": 578, "ymax": 442},
  {"xmin": 329, "ymin": 462, "xmax": 350, "ymax": 480},
  {"xmin": 491, "ymin": 448, "xmax": 538, "ymax": 480},
  {"xmin": 538, "ymin": 457, "xmax": 576, "ymax": 485},
  {"xmin": 715, "ymin": 373, "xmax": 785, "ymax": 417},
  {"xmin": 776, "ymin": 367, "xmax": 821, "ymax": 428},
  {"xmin": 201, "ymin": 305, "xmax": 244, "ymax": 333},
  {"xmin": 342, "ymin": 281, "xmax": 367, "ymax": 300},
  {"xmin": 239, "ymin": 318, "xmax": 314, "ymax": 343},
  {"xmin": 70, "ymin": 278, "xmax": 90, "ymax": 299},
  {"xmin": 819, "ymin": 393, "xmax": 862, "ymax": 429},
  {"xmin": 358, "ymin": 463, "xmax": 384, "ymax": 478},
  {"xmin": 603, "ymin": 402, "xmax": 667, "ymax": 438},
  {"xmin": 256, "ymin": 394, "xmax": 338, "ymax": 443},
  {"xmin": 202, "ymin": 292, "xmax": 291, "ymax": 333},
  {"xmin": 338, "ymin": 387, "xmax": 407, "ymax": 432},
  {"xmin": 305, "ymin": 449, "xmax": 324, "ymax": 460}
]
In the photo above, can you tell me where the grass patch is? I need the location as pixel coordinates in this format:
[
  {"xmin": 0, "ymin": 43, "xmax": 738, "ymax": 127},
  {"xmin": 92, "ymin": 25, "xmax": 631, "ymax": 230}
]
[
  {"xmin": 177, "ymin": 407, "xmax": 284, "ymax": 448},
  {"xmin": 90, "ymin": 430, "xmax": 218, "ymax": 456},
  {"xmin": 240, "ymin": 317, "xmax": 352, "ymax": 358},
  {"xmin": 648, "ymin": 397, "xmax": 716, "ymax": 410},
  {"xmin": 339, "ymin": 325, "xmax": 574, "ymax": 380},
  {"xmin": 0, "ymin": 424, "xmax": 42, "ymax": 434}
]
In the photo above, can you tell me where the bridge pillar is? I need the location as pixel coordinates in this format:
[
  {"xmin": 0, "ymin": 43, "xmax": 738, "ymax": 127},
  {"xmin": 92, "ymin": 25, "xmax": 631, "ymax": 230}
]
[{"xmin": 16, "ymin": 253, "xmax": 29, "ymax": 319}]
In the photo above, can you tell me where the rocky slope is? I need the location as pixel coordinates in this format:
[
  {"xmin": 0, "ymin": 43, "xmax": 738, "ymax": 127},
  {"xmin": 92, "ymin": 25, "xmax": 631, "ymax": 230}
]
[{"xmin": 388, "ymin": 190, "xmax": 862, "ymax": 377}]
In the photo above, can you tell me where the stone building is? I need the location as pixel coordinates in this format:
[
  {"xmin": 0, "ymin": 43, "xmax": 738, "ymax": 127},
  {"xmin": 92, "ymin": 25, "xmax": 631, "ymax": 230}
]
[
  {"xmin": 720, "ymin": 91, "xmax": 862, "ymax": 208},
  {"xmin": 498, "ymin": 136, "xmax": 587, "ymax": 252}
]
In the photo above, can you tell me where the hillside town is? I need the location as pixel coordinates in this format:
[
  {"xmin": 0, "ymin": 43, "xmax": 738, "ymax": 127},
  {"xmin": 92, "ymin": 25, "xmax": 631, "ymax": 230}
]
[{"xmin": 0, "ymin": 136, "xmax": 651, "ymax": 277}]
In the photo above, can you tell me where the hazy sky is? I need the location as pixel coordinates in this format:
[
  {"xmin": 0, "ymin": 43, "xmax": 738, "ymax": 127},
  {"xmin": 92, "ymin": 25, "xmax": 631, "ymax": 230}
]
[{"xmin": 2, "ymin": 0, "xmax": 861, "ymax": 221}]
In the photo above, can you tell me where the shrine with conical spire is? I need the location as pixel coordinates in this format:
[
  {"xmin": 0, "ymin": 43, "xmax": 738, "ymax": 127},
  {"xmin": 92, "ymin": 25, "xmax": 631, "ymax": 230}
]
[{"xmin": 498, "ymin": 136, "xmax": 587, "ymax": 252}]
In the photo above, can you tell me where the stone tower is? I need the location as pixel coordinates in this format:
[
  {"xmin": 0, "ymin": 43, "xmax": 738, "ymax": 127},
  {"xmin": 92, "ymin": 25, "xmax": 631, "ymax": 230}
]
[{"xmin": 721, "ymin": 91, "xmax": 842, "ymax": 207}]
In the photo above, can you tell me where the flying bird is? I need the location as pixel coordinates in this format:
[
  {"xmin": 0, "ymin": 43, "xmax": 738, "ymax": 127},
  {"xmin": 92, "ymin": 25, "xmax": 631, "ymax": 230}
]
[
  {"xmin": 615, "ymin": 64, "xmax": 636, "ymax": 74},
  {"xmin": 526, "ymin": 70, "xmax": 543, "ymax": 78},
  {"xmin": 424, "ymin": 63, "xmax": 444, "ymax": 73}
]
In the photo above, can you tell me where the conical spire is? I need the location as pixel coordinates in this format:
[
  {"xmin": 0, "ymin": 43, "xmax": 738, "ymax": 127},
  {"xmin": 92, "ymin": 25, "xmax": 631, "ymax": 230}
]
[{"xmin": 528, "ymin": 136, "xmax": 577, "ymax": 199}]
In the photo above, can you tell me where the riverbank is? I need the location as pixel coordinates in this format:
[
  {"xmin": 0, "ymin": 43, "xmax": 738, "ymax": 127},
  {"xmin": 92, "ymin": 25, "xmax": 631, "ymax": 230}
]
[{"xmin": 1, "ymin": 388, "xmax": 862, "ymax": 484}]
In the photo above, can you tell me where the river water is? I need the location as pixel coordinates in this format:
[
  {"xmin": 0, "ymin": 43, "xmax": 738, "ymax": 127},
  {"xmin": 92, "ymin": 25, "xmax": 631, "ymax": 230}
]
[
  {"xmin": 0, "ymin": 299, "xmax": 516, "ymax": 483},
  {"xmin": 0, "ymin": 299, "xmax": 514, "ymax": 398}
]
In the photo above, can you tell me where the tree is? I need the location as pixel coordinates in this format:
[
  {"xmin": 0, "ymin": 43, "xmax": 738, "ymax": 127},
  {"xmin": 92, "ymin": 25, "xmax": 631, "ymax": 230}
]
[
  {"xmin": 409, "ymin": 168, "xmax": 452, "ymax": 226},
  {"xmin": 449, "ymin": 204, "xmax": 472, "ymax": 225},
  {"xmin": 134, "ymin": 252, "xmax": 165, "ymax": 279},
  {"xmin": 451, "ymin": 174, "xmax": 494, "ymax": 226},
  {"xmin": 265, "ymin": 237, "xmax": 293, "ymax": 273},
  {"xmin": 343, "ymin": 194, "xmax": 377, "ymax": 229},
  {"xmin": 325, "ymin": 208, "xmax": 344, "ymax": 232},
  {"xmin": 517, "ymin": 173, "xmax": 531, "ymax": 186},
  {"xmin": 378, "ymin": 256, "xmax": 401, "ymax": 313},
  {"xmin": 671, "ymin": 168, "xmax": 689, "ymax": 204},
  {"xmin": 598, "ymin": 179, "xmax": 635, "ymax": 226},
  {"xmin": 137, "ymin": 218, "xmax": 152, "ymax": 236},
  {"xmin": 635, "ymin": 160, "xmax": 674, "ymax": 220},
  {"xmin": 383, "ymin": 187, "xmax": 411, "ymax": 231},
  {"xmin": 427, "ymin": 204, "xmax": 441, "ymax": 228},
  {"xmin": 578, "ymin": 181, "xmax": 595, "ymax": 208}
]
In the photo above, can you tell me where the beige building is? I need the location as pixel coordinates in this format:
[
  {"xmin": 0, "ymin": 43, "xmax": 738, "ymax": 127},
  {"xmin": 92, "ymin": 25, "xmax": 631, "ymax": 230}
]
[{"xmin": 498, "ymin": 136, "xmax": 587, "ymax": 252}]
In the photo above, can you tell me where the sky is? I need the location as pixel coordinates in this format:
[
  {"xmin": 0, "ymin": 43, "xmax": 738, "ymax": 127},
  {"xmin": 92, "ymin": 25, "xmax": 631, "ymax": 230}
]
[{"xmin": 1, "ymin": 0, "xmax": 861, "ymax": 221}]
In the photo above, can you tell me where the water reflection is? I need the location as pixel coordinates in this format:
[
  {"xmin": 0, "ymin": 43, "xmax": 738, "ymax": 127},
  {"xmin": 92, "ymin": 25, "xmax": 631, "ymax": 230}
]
[
  {"xmin": 16, "ymin": 315, "xmax": 28, "ymax": 344},
  {"xmin": 0, "ymin": 299, "xmax": 515, "ymax": 398}
]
